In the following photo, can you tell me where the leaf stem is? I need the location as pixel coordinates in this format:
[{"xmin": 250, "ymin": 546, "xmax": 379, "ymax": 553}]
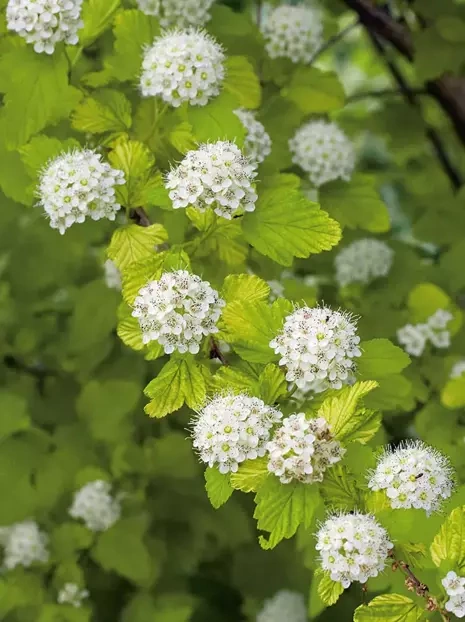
[{"xmin": 309, "ymin": 19, "xmax": 360, "ymax": 65}]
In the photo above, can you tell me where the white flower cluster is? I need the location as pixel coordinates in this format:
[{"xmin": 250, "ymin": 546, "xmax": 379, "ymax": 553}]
[
  {"xmin": 140, "ymin": 29, "xmax": 225, "ymax": 107},
  {"xmin": 335, "ymin": 239, "xmax": 394, "ymax": 288},
  {"xmin": 316, "ymin": 513, "xmax": 393, "ymax": 588},
  {"xmin": 451, "ymin": 360, "xmax": 465, "ymax": 379},
  {"xmin": 368, "ymin": 441, "xmax": 454, "ymax": 515},
  {"xmin": 166, "ymin": 141, "xmax": 257, "ymax": 219},
  {"xmin": 6, "ymin": 0, "xmax": 83, "ymax": 54},
  {"xmin": 0, "ymin": 520, "xmax": 49, "ymax": 570},
  {"xmin": 267, "ymin": 414, "xmax": 345, "ymax": 484},
  {"xmin": 191, "ymin": 393, "xmax": 283, "ymax": 474},
  {"xmin": 270, "ymin": 306, "xmax": 362, "ymax": 392},
  {"xmin": 37, "ymin": 149, "xmax": 125, "ymax": 235},
  {"xmin": 69, "ymin": 480, "xmax": 121, "ymax": 532},
  {"xmin": 234, "ymin": 108, "xmax": 272, "ymax": 165},
  {"xmin": 256, "ymin": 590, "xmax": 307, "ymax": 622},
  {"xmin": 261, "ymin": 5, "xmax": 323, "ymax": 64},
  {"xmin": 132, "ymin": 270, "xmax": 224, "ymax": 354},
  {"xmin": 397, "ymin": 309, "xmax": 453, "ymax": 357},
  {"xmin": 136, "ymin": 0, "xmax": 214, "ymax": 28},
  {"xmin": 58, "ymin": 583, "xmax": 89, "ymax": 608},
  {"xmin": 104, "ymin": 259, "xmax": 122, "ymax": 291},
  {"xmin": 443, "ymin": 572, "xmax": 465, "ymax": 618},
  {"xmin": 289, "ymin": 120, "xmax": 356, "ymax": 187}
]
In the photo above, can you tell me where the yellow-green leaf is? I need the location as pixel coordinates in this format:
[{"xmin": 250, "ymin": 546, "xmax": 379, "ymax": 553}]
[
  {"xmin": 224, "ymin": 56, "xmax": 261, "ymax": 109},
  {"xmin": 354, "ymin": 594, "xmax": 424, "ymax": 622},
  {"xmin": 107, "ymin": 224, "xmax": 168, "ymax": 271}
]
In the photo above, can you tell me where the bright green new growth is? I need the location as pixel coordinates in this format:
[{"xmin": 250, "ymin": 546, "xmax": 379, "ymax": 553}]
[{"xmin": 1, "ymin": 1, "xmax": 465, "ymax": 621}]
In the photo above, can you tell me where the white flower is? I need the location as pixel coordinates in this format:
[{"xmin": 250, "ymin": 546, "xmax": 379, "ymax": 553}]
[
  {"xmin": 335, "ymin": 239, "xmax": 394, "ymax": 287},
  {"xmin": 256, "ymin": 590, "xmax": 307, "ymax": 622},
  {"xmin": 368, "ymin": 441, "xmax": 454, "ymax": 515},
  {"xmin": 191, "ymin": 393, "xmax": 282, "ymax": 474},
  {"xmin": 136, "ymin": 0, "xmax": 215, "ymax": 28},
  {"xmin": 140, "ymin": 28, "xmax": 225, "ymax": 107},
  {"xmin": 443, "ymin": 572, "xmax": 465, "ymax": 597},
  {"xmin": 451, "ymin": 360, "xmax": 465, "ymax": 379},
  {"xmin": 270, "ymin": 306, "xmax": 361, "ymax": 392},
  {"xmin": 132, "ymin": 269, "xmax": 225, "ymax": 353},
  {"xmin": 234, "ymin": 108, "xmax": 272, "ymax": 165},
  {"xmin": 69, "ymin": 480, "xmax": 121, "ymax": 532},
  {"xmin": 261, "ymin": 5, "xmax": 323, "ymax": 64},
  {"xmin": 446, "ymin": 594, "xmax": 465, "ymax": 618},
  {"xmin": 165, "ymin": 140, "xmax": 257, "ymax": 219},
  {"xmin": 104, "ymin": 259, "xmax": 122, "ymax": 290},
  {"xmin": 397, "ymin": 309, "xmax": 453, "ymax": 357},
  {"xmin": 289, "ymin": 120, "xmax": 356, "ymax": 187},
  {"xmin": 58, "ymin": 583, "xmax": 89, "ymax": 608},
  {"xmin": 7, "ymin": 0, "xmax": 83, "ymax": 54},
  {"xmin": 267, "ymin": 413, "xmax": 345, "ymax": 484},
  {"xmin": 37, "ymin": 149, "xmax": 125, "ymax": 235},
  {"xmin": 316, "ymin": 512, "xmax": 393, "ymax": 589},
  {"xmin": 0, "ymin": 520, "xmax": 49, "ymax": 570}
]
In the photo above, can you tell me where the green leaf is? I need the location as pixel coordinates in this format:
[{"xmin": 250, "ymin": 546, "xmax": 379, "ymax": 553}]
[
  {"xmin": 187, "ymin": 91, "xmax": 246, "ymax": 143},
  {"xmin": 258, "ymin": 364, "xmax": 287, "ymax": 403},
  {"xmin": 107, "ymin": 224, "xmax": 168, "ymax": 272},
  {"xmin": 51, "ymin": 523, "xmax": 93, "ymax": 559},
  {"xmin": 319, "ymin": 174, "xmax": 390, "ymax": 233},
  {"xmin": 104, "ymin": 10, "xmax": 160, "ymax": 82},
  {"xmin": 221, "ymin": 274, "xmax": 270, "ymax": 305},
  {"xmin": 441, "ymin": 376, "xmax": 465, "ymax": 409},
  {"xmin": 205, "ymin": 468, "xmax": 233, "ymax": 509},
  {"xmin": 320, "ymin": 464, "xmax": 361, "ymax": 510},
  {"xmin": 79, "ymin": 0, "xmax": 121, "ymax": 46},
  {"xmin": 230, "ymin": 456, "xmax": 269, "ymax": 493},
  {"xmin": 431, "ymin": 506, "xmax": 465, "ymax": 570},
  {"xmin": 282, "ymin": 68, "xmax": 345, "ymax": 114},
  {"xmin": 358, "ymin": 339, "xmax": 411, "ymax": 379},
  {"xmin": 318, "ymin": 381, "xmax": 380, "ymax": 443},
  {"xmin": 168, "ymin": 121, "xmax": 197, "ymax": 154},
  {"xmin": 0, "ymin": 392, "xmax": 29, "ymax": 443},
  {"xmin": 242, "ymin": 180, "xmax": 341, "ymax": 266},
  {"xmin": 20, "ymin": 135, "xmax": 79, "ymax": 180},
  {"xmin": 254, "ymin": 477, "xmax": 321, "ymax": 549},
  {"xmin": 224, "ymin": 56, "xmax": 261, "ymax": 109},
  {"xmin": 221, "ymin": 298, "xmax": 293, "ymax": 363},
  {"xmin": 210, "ymin": 363, "xmax": 260, "ymax": 395},
  {"xmin": 0, "ymin": 47, "xmax": 81, "ymax": 149},
  {"xmin": 353, "ymin": 594, "xmax": 424, "ymax": 622},
  {"xmin": 71, "ymin": 89, "xmax": 132, "ymax": 134},
  {"xmin": 144, "ymin": 356, "xmax": 206, "ymax": 418},
  {"xmin": 317, "ymin": 573, "xmax": 344, "ymax": 606},
  {"xmin": 408, "ymin": 282, "xmax": 455, "ymax": 324}
]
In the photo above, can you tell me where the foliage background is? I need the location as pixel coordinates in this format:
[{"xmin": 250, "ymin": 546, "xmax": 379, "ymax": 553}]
[{"xmin": 1, "ymin": 0, "xmax": 465, "ymax": 620}]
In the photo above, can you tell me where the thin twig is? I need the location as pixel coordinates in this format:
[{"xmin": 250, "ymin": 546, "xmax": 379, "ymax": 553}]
[
  {"xmin": 209, "ymin": 338, "xmax": 229, "ymax": 366},
  {"xmin": 367, "ymin": 32, "xmax": 462, "ymax": 191},
  {"xmin": 129, "ymin": 207, "xmax": 151, "ymax": 227},
  {"xmin": 309, "ymin": 19, "xmax": 360, "ymax": 64},
  {"xmin": 346, "ymin": 86, "xmax": 427, "ymax": 103},
  {"xmin": 256, "ymin": 0, "xmax": 263, "ymax": 29}
]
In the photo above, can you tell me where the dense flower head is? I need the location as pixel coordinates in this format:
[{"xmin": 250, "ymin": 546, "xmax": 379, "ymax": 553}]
[
  {"xmin": 165, "ymin": 141, "xmax": 258, "ymax": 218},
  {"xmin": 316, "ymin": 512, "xmax": 393, "ymax": 588},
  {"xmin": 191, "ymin": 393, "xmax": 283, "ymax": 473},
  {"xmin": 7, "ymin": 0, "xmax": 83, "ymax": 54},
  {"xmin": 451, "ymin": 360, "xmax": 465, "ymax": 379},
  {"xmin": 261, "ymin": 5, "xmax": 323, "ymax": 64},
  {"xmin": 136, "ymin": 0, "xmax": 215, "ymax": 28},
  {"xmin": 270, "ymin": 306, "xmax": 361, "ymax": 392},
  {"xmin": 132, "ymin": 270, "xmax": 224, "ymax": 353},
  {"xmin": 69, "ymin": 480, "xmax": 121, "ymax": 532},
  {"xmin": 234, "ymin": 108, "xmax": 272, "ymax": 165},
  {"xmin": 368, "ymin": 441, "xmax": 454, "ymax": 515},
  {"xmin": 57, "ymin": 583, "xmax": 89, "ymax": 608},
  {"xmin": 397, "ymin": 309, "xmax": 453, "ymax": 357},
  {"xmin": 0, "ymin": 520, "xmax": 49, "ymax": 570},
  {"xmin": 443, "ymin": 572, "xmax": 465, "ymax": 618},
  {"xmin": 335, "ymin": 239, "xmax": 394, "ymax": 287},
  {"xmin": 289, "ymin": 120, "xmax": 356, "ymax": 187},
  {"xmin": 256, "ymin": 590, "xmax": 307, "ymax": 622},
  {"xmin": 37, "ymin": 149, "xmax": 125, "ymax": 234},
  {"xmin": 266, "ymin": 414, "xmax": 345, "ymax": 484},
  {"xmin": 140, "ymin": 28, "xmax": 225, "ymax": 107}
]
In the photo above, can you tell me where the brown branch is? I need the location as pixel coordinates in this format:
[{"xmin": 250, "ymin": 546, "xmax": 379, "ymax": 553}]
[
  {"xmin": 129, "ymin": 207, "xmax": 151, "ymax": 227},
  {"xmin": 209, "ymin": 338, "xmax": 229, "ymax": 366},
  {"xmin": 341, "ymin": 0, "xmax": 465, "ymax": 153}
]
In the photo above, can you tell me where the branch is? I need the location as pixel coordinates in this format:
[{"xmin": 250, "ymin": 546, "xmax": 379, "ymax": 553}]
[
  {"xmin": 309, "ymin": 18, "xmax": 360, "ymax": 64},
  {"xmin": 347, "ymin": 86, "xmax": 427, "ymax": 102},
  {"xmin": 209, "ymin": 338, "xmax": 229, "ymax": 366},
  {"xmin": 367, "ymin": 32, "xmax": 462, "ymax": 191},
  {"xmin": 129, "ymin": 207, "xmax": 151, "ymax": 227}
]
